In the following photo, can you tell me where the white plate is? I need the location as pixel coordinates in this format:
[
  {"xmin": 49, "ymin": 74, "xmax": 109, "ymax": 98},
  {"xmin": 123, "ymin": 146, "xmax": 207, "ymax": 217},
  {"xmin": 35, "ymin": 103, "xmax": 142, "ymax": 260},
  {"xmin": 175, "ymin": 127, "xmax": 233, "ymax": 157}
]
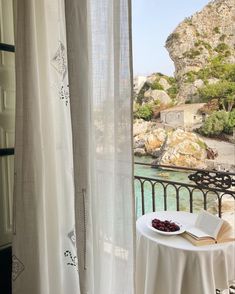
[{"xmin": 147, "ymin": 219, "xmax": 186, "ymax": 235}]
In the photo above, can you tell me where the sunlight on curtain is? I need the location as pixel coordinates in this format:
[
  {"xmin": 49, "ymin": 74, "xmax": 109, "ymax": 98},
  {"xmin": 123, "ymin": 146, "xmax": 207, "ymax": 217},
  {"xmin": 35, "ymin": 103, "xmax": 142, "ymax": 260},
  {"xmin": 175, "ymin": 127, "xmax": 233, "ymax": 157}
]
[
  {"xmin": 65, "ymin": 0, "xmax": 135, "ymax": 293},
  {"xmin": 12, "ymin": 0, "xmax": 80, "ymax": 293},
  {"xmin": 13, "ymin": 0, "xmax": 134, "ymax": 293}
]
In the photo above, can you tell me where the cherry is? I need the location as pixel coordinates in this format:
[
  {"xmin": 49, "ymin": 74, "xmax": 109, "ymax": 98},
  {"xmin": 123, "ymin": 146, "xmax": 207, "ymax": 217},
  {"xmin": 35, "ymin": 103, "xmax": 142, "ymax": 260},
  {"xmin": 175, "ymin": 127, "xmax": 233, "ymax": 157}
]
[{"xmin": 151, "ymin": 218, "xmax": 180, "ymax": 232}]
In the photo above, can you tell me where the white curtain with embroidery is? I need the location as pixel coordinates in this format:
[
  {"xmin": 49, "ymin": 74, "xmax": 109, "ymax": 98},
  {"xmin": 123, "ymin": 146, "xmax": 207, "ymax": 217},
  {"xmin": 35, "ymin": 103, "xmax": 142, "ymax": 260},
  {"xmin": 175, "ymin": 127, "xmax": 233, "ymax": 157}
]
[
  {"xmin": 13, "ymin": 0, "xmax": 135, "ymax": 293},
  {"xmin": 12, "ymin": 0, "xmax": 80, "ymax": 293}
]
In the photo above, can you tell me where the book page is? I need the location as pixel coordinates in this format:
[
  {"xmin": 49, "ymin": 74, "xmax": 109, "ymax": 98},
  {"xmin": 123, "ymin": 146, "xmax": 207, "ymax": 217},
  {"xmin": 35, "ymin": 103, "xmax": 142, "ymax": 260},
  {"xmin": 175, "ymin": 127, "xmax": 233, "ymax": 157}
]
[
  {"xmin": 217, "ymin": 221, "xmax": 235, "ymax": 242},
  {"xmin": 194, "ymin": 210, "xmax": 224, "ymax": 239},
  {"xmin": 186, "ymin": 227, "xmax": 213, "ymax": 239}
]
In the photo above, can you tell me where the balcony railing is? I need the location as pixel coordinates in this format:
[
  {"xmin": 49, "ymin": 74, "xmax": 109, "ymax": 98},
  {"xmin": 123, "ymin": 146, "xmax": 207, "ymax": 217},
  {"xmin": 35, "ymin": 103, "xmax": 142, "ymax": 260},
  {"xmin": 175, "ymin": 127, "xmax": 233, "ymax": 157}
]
[{"xmin": 134, "ymin": 162, "xmax": 235, "ymax": 218}]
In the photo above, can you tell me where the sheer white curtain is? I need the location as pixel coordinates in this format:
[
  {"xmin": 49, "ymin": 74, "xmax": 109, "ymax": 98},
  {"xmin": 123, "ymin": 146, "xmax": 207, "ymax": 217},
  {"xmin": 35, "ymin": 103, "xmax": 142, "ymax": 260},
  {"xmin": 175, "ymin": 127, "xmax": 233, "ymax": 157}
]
[
  {"xmin": 65, "ymin": 0, "xmax": 135, "ymax": 293},
  {"xmin": 13, "ymin": 0, "xmax": 135, "ymax": 293}
]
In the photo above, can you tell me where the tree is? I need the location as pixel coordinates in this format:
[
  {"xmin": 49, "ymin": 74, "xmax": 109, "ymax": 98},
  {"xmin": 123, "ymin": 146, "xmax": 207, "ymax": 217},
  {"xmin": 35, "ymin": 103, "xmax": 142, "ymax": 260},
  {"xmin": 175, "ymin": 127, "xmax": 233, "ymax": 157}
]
[{"xmin": 198, "ymin": 81, "xmax": 235, "ymax": 111}]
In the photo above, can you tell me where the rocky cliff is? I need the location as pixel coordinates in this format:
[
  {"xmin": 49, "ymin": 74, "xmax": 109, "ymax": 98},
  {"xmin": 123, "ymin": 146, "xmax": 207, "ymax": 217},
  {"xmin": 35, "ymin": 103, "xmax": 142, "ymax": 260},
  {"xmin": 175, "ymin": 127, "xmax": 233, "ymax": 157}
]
[
  {"xmin": 166, "ymin": 0, "xmax": 235, "ymax": 102},
  {"xmin": 133, "ymin": 120, "xmax": 217, "ymax": 169}
]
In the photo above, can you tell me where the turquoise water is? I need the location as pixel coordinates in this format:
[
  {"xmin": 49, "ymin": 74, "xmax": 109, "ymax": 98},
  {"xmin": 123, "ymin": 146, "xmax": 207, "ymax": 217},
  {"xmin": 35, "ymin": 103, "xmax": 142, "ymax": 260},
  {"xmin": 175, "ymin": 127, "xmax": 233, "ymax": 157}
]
[{"xmin": 134, "ymin": 156, "xmax": 218, "ymax": 218}]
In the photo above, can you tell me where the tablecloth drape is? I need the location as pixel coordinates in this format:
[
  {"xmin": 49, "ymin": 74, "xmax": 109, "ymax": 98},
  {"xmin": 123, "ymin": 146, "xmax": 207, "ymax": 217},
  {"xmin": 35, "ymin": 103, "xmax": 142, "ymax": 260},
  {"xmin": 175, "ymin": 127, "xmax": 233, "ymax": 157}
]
[{"xmin": 136, "ymin": 212, "xmax": 235, "ymax": 294}]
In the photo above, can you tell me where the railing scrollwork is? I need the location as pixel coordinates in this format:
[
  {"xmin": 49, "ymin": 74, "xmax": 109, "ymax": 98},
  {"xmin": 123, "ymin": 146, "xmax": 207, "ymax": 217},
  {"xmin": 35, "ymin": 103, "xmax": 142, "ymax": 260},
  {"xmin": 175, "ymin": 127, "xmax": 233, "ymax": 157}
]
[
  {"xmin": 188, "ymin": 171, "xmax": 235, "ymax": 190},
  {"xmin": 134, "ymin": 162, "xmax": 235, "ymax": 218}
]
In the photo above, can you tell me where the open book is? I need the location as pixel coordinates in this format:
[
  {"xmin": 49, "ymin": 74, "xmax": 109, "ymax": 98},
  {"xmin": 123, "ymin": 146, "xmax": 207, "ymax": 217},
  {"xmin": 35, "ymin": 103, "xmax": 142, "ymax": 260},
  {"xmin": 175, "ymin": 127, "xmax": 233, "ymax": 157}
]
[{"xmin": 182, "ymin": 210, "xmax": 235, "ymax": 246}]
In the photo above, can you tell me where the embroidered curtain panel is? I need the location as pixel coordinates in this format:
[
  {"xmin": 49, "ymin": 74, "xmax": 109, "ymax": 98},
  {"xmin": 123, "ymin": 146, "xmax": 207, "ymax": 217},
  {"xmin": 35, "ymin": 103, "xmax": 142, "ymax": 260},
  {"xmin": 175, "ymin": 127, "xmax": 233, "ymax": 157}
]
[
  {"xmin": 13, "ymin": 0, "xmax": 134, "ymax": 293},
  {"xmin": 12, "ymin": 1, "xmax": 80, "ymax": 293}
]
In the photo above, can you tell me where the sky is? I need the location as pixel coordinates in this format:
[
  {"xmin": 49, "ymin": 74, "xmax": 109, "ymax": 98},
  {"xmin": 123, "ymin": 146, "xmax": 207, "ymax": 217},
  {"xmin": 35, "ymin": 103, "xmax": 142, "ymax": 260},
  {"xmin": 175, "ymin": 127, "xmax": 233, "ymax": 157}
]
[{"xmin": 132, "ymin": 0, "xmax": 210, "ymax": 76}]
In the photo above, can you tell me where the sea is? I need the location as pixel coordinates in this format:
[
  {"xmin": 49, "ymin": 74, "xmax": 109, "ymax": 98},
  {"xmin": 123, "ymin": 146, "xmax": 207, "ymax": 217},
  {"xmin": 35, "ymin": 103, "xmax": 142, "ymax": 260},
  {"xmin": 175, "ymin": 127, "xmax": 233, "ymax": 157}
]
[{"xmin": 134, "ymin": 156, "xmax": 218, "ymax": 218}]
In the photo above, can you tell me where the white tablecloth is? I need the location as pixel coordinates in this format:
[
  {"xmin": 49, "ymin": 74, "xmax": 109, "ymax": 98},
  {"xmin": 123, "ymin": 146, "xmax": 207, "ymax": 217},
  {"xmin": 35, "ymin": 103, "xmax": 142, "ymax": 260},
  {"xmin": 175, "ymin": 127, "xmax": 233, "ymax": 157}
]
[{"xmin": 136, "ymin": 211, "xmax": 235, "ymax": 294}]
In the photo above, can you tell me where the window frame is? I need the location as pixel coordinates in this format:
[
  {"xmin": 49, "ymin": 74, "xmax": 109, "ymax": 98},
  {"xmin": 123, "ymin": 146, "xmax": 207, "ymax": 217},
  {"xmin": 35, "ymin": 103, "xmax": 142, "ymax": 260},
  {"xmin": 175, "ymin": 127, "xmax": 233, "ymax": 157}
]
[{"xmin": 0, "ymin": 42, "xmax": 15, "ymax": 157}]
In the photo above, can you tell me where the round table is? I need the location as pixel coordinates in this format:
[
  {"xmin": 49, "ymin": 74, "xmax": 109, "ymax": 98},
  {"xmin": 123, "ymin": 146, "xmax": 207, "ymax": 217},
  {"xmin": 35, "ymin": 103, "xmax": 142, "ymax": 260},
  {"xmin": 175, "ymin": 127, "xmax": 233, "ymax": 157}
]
[{"xmin": 136, "ymin": 211, "xmax": 235, "ymax": 294}]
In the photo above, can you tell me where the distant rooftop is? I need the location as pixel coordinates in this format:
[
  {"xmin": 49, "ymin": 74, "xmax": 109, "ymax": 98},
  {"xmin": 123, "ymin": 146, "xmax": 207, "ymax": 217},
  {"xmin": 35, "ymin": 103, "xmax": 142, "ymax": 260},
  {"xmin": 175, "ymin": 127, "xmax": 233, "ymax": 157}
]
[{"xmin": 161, "ymin": 103, "xmax": 205, "ymax": 112}]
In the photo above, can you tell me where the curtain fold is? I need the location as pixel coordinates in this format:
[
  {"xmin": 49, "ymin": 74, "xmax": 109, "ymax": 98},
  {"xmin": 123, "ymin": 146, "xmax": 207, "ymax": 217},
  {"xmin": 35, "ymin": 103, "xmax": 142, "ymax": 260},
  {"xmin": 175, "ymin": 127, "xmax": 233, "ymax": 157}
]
[
  {"xmin": 13, "ymin": 0, "xmax": 135, "ymax": 293},
  {"xmin": 12, "ymin": 1, "xmax": 80, "ymax": 294},
  {"xmin": 65, "ymin": 0, "xmax": 135, "ymax": 293}
]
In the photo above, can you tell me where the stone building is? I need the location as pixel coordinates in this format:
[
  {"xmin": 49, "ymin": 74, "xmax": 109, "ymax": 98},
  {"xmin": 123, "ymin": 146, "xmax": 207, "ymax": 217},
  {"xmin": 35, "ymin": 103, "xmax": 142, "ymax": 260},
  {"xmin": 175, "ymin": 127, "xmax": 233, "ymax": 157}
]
[{"xmin": 160, "ymin": 103, "xmax": 205, "ymax": 129}]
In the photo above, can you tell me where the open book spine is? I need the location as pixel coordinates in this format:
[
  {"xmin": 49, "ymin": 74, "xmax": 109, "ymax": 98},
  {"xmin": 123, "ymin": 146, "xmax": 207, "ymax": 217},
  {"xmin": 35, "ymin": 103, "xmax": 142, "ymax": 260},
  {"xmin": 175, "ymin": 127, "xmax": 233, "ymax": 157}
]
[
  {"xmin": 182, "ymin": 232, "xmax": 216, "ymax": 246},
  {"xmin": 182, "ymin": 232, "xmax": 235, "ymax": 246},
  {"xmin": 186, "ymin": 231, "xmax": 215, "ymax": 241},
  {"xmin": 182, "ymin": 217, "xmax": 235, "ymax": 246}
]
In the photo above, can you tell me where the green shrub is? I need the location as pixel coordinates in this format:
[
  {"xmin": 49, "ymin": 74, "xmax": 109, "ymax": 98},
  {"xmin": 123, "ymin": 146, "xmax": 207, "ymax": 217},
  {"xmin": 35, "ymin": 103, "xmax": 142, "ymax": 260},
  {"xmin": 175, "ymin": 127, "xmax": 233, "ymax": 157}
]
[
  {"xmin": 134, "ymin": 104, "xmax": 153, "ymax": 121},
  {"xmin": 219, "ymin": 34, "xmax": 227, "ymax": 42},
  {"xmin": 225, "ymin": 110, "xmax": 235, "ymax": 134},
  {"xmin": 194, "ymin": 40, "xmax": 211, "ymax": 50},
  {"xmin": 151, "ymin": 81, "xmax": 164, "ymax": 90},
  {"xmin": 213, "ymin": 27, "xmax": 220, "ymax": 34},
  {"xmin": 197, "ymin": 68, "xmax": 211, "ymax": 81},
  {"xmin": 196, "ymin": 139, "xmax": 207, "ymax": 149},
  {"xmin": 166, "ymin": 76, "xmax": 177, "ymax": 85},
  {"xmin": 136, "ymin": 83, "xmax": 150, "ymax": 104},
  {"xmin": 183, "ymin": 49, "xmax": 201, "ymax": 59},
  {"xmin": 209, "ymin": 60, "xmax": 235, "ymax": 81},
  {"xmin": 203, "ymin": 43, "xmax": 211, "ymax": 51},
  {"xmin": 200, "ymin": 111, "xmax": 229, "ymax": 136},
  {"xmin": 166, "ymin": 33, "xmax": 179, "ymax": 43},
  {"xmin": 215, "ymin": 43, "xmax": 229, "ymax": 53},
  {"xmin": 153, "ymin": 99, "xmax": 161, "ymax": 106},
  {"xmin": 155, "ymin": 72, "xmax": 164, "ymax": 77},
  {"xmin": 200, "ymin": 110, "xmax": 235, "ymax": 136},
  {"xmin": 224, "ymin": 64, "xmax": 235, "ymax": 82},
  {"xmin": 167, "ymin": 85, "xmax": 179, "ymax": 99},
  {"xmin": 184, "ymin": 57, "xmax": 235, "ymax": 85},
  {"xmin": 224, "ymin": 50, "xmax": 231, "ymax": 58},
  {"xmin": 185, "ymin": 71, "xmax": 197, "ymax": 83}
]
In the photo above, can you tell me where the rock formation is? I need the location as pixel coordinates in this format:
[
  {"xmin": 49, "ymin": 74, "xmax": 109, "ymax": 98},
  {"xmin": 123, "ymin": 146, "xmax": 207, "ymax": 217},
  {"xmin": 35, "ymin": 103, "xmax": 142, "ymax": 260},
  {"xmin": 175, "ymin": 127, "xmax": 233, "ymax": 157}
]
[
  {"xmin": 134, "ymin": 73, "xmax": 179, "ymax": 104},
  {"xmin": 144, "ymin": 89, "xmax": 171, "ymax": 104},
  {"xmin": 165, "ymin": 0, "xmax": 235, "ymax": 102},
  {"xmin": 133, "ymin": 120, "xmax": 215, "ymax": 169}
]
